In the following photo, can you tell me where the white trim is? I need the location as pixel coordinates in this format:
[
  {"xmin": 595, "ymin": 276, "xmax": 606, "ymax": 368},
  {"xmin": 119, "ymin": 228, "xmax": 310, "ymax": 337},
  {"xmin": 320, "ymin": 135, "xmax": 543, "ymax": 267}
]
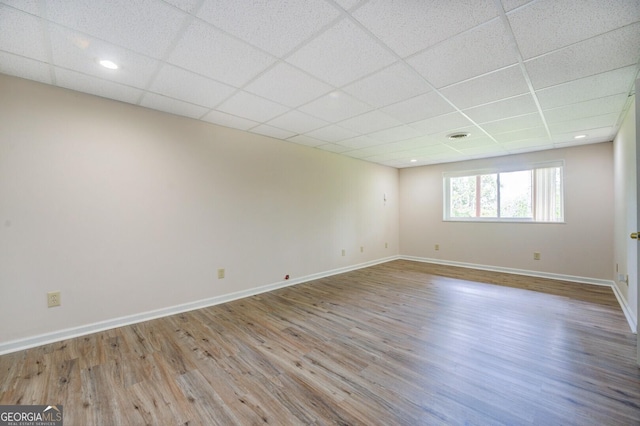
[
  {"xmin": 402, "ymin": 255, "xmax": 637, "ymax": 333},
  {"xmin": 611, "ymin": 283, "xmax": 637, "ymax": 333},
  {"xmin": 3, "ymin": 254, "xmax": 633, "ymax": 355},
  {"xmin": 0, "ymin": 256, "xmax": 401, "ymax": 356}
]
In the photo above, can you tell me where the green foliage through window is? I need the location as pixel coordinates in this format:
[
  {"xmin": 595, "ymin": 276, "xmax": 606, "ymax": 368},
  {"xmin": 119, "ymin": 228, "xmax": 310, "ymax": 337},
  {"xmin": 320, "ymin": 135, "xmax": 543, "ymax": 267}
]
[{"xmin": 444, "ymin": 164, "xmax": 563, "ymax": 222}]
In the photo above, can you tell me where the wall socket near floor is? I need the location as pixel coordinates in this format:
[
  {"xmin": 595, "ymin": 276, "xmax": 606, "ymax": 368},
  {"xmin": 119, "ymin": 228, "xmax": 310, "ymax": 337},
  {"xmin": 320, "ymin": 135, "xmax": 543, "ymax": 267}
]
[
  {"xmin": 533, "ymin": 252, "xmax": 541, "ymax": 260},
  {"xmin": 360, "ymin": 246, "xmax": 364, "ymax": 253},
  {"xmin": 385, "ymin": 242, "xmax": 388, "ymax": 249},
  {"xmin": 217, "ymin": 268, "xmax": 225, "ymax": 279},
  {"xmin": 47, "ymin": 291, "xmax": 61, "ymax": 308},
  {"xmin": 341, "ymin": 249, "xmax": 346, "ymax": 256},
  {"xmin": 435, "ymin": 244, "xmax": 440, "ymax": 251}
]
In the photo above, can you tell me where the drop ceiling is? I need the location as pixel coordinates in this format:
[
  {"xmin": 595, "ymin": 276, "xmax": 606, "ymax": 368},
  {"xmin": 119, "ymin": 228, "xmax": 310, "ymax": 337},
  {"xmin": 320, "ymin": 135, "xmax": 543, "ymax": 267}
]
[{"xmin": 1, "ymin": 0, "xmax": 639, "ymax": 168}]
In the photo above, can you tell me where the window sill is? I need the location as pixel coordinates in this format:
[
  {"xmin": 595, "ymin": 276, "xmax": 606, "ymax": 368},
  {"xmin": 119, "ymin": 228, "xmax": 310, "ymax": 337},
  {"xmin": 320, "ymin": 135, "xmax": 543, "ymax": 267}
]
[{"xmin": 443, "ymin": 219, "xmax": 566, "ymax": 224}]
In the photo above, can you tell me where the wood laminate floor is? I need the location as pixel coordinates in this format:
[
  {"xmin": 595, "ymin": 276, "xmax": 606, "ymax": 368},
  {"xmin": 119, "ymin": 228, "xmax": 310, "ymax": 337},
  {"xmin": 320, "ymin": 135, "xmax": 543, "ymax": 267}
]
[{"xmin": 1, "ymin": 260, "xmax": 639, "ymax": 425}]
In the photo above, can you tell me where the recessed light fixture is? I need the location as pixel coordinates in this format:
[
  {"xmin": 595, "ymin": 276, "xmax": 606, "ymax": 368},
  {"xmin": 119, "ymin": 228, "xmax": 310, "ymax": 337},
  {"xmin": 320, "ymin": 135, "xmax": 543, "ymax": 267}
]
[
  {"xmin": 447, "ymin": 132, "xmax": 470, "ymax": 140},
  {"xmin": 99, "ymin": 59, "xmax": 119, "ymax": 70},
  {"xmin": 410, "ymin": 159, "xmax": 417, "ymax": 163},
  {"xmin": 574, "ymin": 134, "xmax": 587, "ymax": 139}
]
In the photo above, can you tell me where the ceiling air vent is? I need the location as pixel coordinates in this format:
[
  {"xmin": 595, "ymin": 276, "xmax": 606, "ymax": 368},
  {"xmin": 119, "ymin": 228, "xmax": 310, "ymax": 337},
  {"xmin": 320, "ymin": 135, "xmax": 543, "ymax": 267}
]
[{"xmin": 447, "ymin": 132, "xmax": 470, "ymax": 140}]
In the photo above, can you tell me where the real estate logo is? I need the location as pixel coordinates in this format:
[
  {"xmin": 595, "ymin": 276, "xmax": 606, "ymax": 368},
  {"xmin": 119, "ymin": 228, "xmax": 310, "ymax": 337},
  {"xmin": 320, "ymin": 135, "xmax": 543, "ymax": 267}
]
[{"xmin": 0, "ymin": 405, "xmax": 63, "ymax": 426}]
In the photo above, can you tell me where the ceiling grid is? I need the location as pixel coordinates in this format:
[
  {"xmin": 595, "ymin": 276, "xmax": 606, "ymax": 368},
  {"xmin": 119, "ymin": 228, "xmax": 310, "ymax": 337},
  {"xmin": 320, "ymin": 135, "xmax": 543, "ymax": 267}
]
[{"xmin": 0, "ymin": 0, "xmax": 638, "ymax": 167}]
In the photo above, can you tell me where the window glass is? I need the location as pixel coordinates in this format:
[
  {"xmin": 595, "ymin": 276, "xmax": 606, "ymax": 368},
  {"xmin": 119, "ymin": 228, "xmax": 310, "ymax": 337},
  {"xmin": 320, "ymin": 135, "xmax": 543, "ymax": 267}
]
[{"xmin": 444, "ymin": 163, "xmax": 563, "ymax": 223}]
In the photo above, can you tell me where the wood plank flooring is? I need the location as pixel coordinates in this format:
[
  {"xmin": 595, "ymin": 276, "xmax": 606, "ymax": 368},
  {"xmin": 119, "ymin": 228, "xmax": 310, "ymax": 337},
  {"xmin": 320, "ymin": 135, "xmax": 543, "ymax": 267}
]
[{"xmin": 1, "ymin": 259, "xmax": 639, "ymax": 425}]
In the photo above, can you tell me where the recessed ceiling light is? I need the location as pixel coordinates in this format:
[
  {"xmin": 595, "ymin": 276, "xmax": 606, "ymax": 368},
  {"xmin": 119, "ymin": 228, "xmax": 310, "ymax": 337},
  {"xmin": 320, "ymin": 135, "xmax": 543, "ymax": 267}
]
[
  {"xmin": 447, "ymin": 132, "xmax": 470, "ymax": 140},
  {"xmin": 410, "ymin": 159, "xmax": 417, "ymax": 163},
  {"xmin": 574, "ymin": 134, "xmax": 587, "ymax": 139},
  {"xmin": 99, "ymin": 59, "xmax": 118, "ymax": 70}
]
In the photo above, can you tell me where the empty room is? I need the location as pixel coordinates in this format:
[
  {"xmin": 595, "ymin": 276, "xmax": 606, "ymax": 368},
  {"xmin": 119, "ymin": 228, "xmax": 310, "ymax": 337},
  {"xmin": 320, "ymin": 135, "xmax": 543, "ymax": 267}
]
[{"xmin": 1, "ymin": 0, "xmax": 640, "ymax": 424}]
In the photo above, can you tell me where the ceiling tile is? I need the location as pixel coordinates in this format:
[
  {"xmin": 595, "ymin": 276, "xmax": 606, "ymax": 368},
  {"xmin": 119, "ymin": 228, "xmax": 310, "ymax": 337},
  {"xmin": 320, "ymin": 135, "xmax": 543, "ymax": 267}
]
[
  {"xmin": 1, "ymin": 0, "xmax": 40, "ymax": 14},
  {"xmin": 0, "ymin": 51, "xmax": 52, "ymax": 84},
  {"xmin": 305, "ymin": 125, "xmax": 359, "ymax": 143},
  {"xmin": 287, "ymin": 134, "xmax": 324, "ymax": 147},
  {"xmin": 217, "ymin": 91, "xmax": 289, "ymax": 123},
  {"xmin": 410, "ymin": 112, "xmax": 475, "ymax": 135},
  {"xmin": 536, "ymin": 66, "xmax": 638, "ymax": 109},
  {"xmin": 197, "ymin": 0, "xmax": 340, "ymax": 57},
  {"xmin": 458, "ymin": 143, "xmax": 509, "ymax": 156},
  {"xmin": 526, "ymin": 23, "xmax": 640, "ymax": 89},
  {"xmin": 45, "ymin": 0, "xmax": 184, "ymax": 58},
  {"xmin": 250, "ymin": 124, "xmax": 297, "ymax": 140},
  {"xmin": 447, "ymin": 136, "xmax": 497, "ymax": 150},
  {"xmin": 493, "ymin": 127, "xmax": 549, "ymax": 143},
  {"xmin": 508, "ymin": 0, "xmax": 640, "ymax": 59},
  {"xmin": 338, "ymin": 110, "xmax": 403, "ymax": 134},
  {"xmin": 316, "ymin": 143, "xmax": 352, "ymax": 154},
  {"xmin": 408, "ymin": 18, "xmax": 518, "ymax": 88},
  {"xmin": 49, "ymin": 25, "xmax": 159, "ymax": 89},
  {"xmin": 244, "ymin": 62, "xmax": 333, "ymax": 108},
  {"xmin": 543, "ymin": 94, "xmax": 629, "ymax": 125},
  {"xmin": 169, "ymin": 20, "xmax": 276, "ymax": 87},
  {"xmin": 55, "ymin": 68, "xmax": 143, "ymax": 105},
  {"xmin": 503, "ymin": 138, "xmax": 554, "ymax": 152},
  {"xmin": 439, "ymin": 65, "xmax": 529, "ymax": 110},
  {"xmin": 551, "ymin": 127, "xmax": 615, "ymax": 145},
  {"xmin": 500, "ymin": 0, "xmax": 533, "ymax": 12},
  {"xmin": 379, "ymin": 137, "xmax": 443, "ymax": 153},
  {"xmin": 266, "ymin": 110, "xmax": 328, "ymax": 134},
  {"xmin": 140, "ymin": 92, "xmax": 209, "ymax": 118},
  {"xmin": 353, "ymin": 0, "xmax": 499, "ymax": 57},
  {"xmin": 480, "ymin": 113, "xmax": 544, "ymax": 135},
  {"xmin": 333, "ymin": 0, "xmax": 361, "ymax": 11},
  {"xmin": 0, "ymin": 5, "xmax": 47, "ymax": 61},
  {"xmin": 343, "ymin": 144, "xmax": 397, "ymax": 158},
  {"xmin": 150, "ymin": 65, "xmax": 236, "ymax": 109},
  {"xmin": 2, "ymin": 0, "xmax": 638, "ymax": 169},
  {"xmin": 342, "ymin": 62, "xmax": 431, "ymax": 108},
  {"xmin": 286, "ymin": 18, "xmax": 396, "ymax": 87},
  {"xmin": 338, "ymin": 135, "xmax": 385, "ymax": 150},
  {"xmin": 463, "ymin": 94, "xmax": 538, "ymax": 124},
  {"xmin": 427, "ymin": 125, "xmax": 482, "ymax": 144},
  {"xmin": 298, "ymin": 91, "xmax": 372, "ymax": 122},
  {"xmin": 381, "ymin": 91, "xmax": 454, "ymax": 123},
  {"xmin": 368, "ymin": 125, "xmax": 422, "ymax": 143},
  {"xmin": 548, "ymin": 113, "xmax": 620, "ymax": 136},
  {"xmin": 162, "ymin": 0, "xmax": 203, "ymax": 14},
  {"xmin": 201, "ymin": 110, "xmax": 259, "ymax": 130}
]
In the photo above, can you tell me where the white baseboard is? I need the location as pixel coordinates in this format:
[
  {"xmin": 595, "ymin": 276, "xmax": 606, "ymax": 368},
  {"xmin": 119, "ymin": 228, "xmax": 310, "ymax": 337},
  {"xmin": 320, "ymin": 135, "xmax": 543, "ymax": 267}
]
[
  {"xmin": 402, "ymin": 255, "xmax": 637, "ymax": 333},
  {"xmin": 610, "ymin": 283, "xmax": 637, "ymax": 333},
  {"xmin": 0, "ymin": 255, "xmax": 401, "ymax": 356},
  {"xmin": 3, "ymin": 254, "xmax": 634, "ymax": 355}
]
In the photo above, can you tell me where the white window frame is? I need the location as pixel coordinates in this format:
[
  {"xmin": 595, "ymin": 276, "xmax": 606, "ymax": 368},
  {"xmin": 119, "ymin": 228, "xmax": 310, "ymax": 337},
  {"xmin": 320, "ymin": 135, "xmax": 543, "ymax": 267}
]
[{"xmin": 443, "ymin": 160, "xmax": 565, "ymax": 223}]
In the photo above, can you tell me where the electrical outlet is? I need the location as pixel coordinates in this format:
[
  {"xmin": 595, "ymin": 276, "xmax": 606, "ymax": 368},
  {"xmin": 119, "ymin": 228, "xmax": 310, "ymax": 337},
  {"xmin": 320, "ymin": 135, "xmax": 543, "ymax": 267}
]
[
  {"xmin": 385, "ymin": 242, "xmax": 388, "ymax": 248},
  {"xmin": 533, "ymin": 252, "xmax": 541, "ymax": 260},
  {"xmin": 217, "ymin": 268, "xmax": 225, "ymax": 279},
  {"xmin": 341, "ymin": 249, "xmax": 345, "ymax": 256},
  {"xmin": 435, "ymin": 244, "xmax": 440, "ymax": 251},
  {"xmin": 47, "ymin": 291, "xmax": 61, "ymax": 308},
  {"xmin": 360, "ymin": 246, "xmax": 364, "ymax": 253}
]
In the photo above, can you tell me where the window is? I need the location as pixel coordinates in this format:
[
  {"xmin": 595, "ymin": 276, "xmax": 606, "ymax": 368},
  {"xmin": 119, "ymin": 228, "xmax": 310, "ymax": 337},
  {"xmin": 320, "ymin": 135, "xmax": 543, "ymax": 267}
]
[{"xmin": 443, "ymin": 162, "xmax": 564, "ymax": 222}]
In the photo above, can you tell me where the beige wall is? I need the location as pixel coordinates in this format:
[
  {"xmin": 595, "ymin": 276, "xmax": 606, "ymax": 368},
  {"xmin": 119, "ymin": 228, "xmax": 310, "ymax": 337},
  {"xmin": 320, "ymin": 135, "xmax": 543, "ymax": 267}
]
[
  {"xmin": 0, "ymin": 71, "xmax": 627, "ymax": 348},
  {"xmin": 399, "ymin": 143, "xmax": 614, "ymax": 281},
  {"xmin": 613, "ymin": 97, "xmax": 637, "ymax": 321},
  {"xmin": 0, "ymin": 74, "xmax": 399, "ymax": 345}
]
